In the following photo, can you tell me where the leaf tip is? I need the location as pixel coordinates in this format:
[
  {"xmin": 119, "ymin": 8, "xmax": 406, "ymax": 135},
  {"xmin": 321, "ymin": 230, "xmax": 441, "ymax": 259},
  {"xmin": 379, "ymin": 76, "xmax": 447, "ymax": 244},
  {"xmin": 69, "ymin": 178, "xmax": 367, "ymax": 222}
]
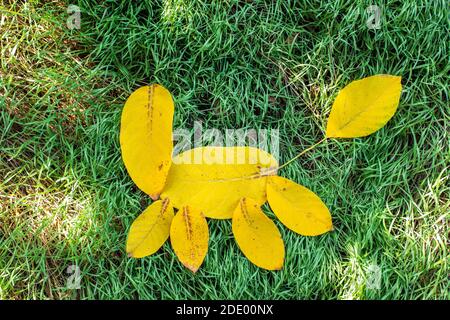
[
  {"xmin": 149, "ymin": 193, "xmax": 160, "ymax": 201},
  {"xmin": 274, "ymin": 263, "xmax": 284, "ymax": 271},
  {"xmin": 185, "ymin": 264, "xmax": 199, "ymax": 273}
]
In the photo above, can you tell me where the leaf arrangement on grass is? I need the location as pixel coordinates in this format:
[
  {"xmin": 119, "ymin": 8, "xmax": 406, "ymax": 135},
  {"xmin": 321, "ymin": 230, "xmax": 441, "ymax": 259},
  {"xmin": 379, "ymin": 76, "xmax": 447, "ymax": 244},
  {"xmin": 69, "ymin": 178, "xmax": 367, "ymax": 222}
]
[{"xmin": 122, "ymin": 75, "xmax": 402, "ymax": 272}]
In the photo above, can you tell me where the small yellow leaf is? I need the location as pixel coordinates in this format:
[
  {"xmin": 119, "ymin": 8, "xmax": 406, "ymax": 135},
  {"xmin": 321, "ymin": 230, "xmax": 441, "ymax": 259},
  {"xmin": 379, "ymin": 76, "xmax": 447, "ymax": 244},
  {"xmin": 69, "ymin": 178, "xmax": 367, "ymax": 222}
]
[
  {"xmin": 126, "ymin": 198, "xmax": 174, "ymax": 258},
  {"xmin": 326, "ymin": 74, "xmax": 402, "ymax": 138},
  {"xmin": 170, "ymin": 206, "xmax": 209, "ymax": 272},
  {"xmin": 120, "ymin": 84, "xmax": 174, "ymax": 199},
  {"xmin": 232, "ymin": 198, "xmax": 285, "ymax": 270},
  {"xmin": 161, "ymin": 146, "xmax": 278, "ymax": 219},
  {"xmin": 267, "ymin": 176, "xmax": 332, "ymax": 236}
]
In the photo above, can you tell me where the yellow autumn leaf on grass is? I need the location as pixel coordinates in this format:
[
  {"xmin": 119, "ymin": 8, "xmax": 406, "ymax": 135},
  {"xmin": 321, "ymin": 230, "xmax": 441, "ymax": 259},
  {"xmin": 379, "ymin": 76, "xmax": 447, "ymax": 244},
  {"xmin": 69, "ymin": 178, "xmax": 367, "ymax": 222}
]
[
  {"xmin": 326, "ymin": 75, "xmax": 402, "ymax": 138},
  {"xmin": 161, "ymin": 146, "xmax": 278, "ymax": 219},
  {"xmin": 126, "ymin": 199, "xmax": 174, "ymax": 258},
  {"xmin": 232, "ymin": 198, "xmax": 285, "ymax": 270},
  {"xmin": 120, "ymin": 84, "xmax": 174, "ymax": 200},
  {"xmin": 170, "ymin": 205, "xmax": 209, "ymax": 272},
  {"xmin": 267, "ymin": 176, "xmax": 332, "ymax": 236}
]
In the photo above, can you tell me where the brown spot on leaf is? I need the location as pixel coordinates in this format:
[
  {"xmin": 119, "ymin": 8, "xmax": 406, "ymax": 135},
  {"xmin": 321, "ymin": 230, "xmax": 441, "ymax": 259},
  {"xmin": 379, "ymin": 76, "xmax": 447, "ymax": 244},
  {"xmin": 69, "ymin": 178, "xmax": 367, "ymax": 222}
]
[
  {"xmin": 149, "ymin": 193, "xmax": 160, "ymax": 201},
  {"xmin": 183, "ymin": 207, "xmax": 193, "ymax": 240},
  {"xmin": 160, "ymin": 198, "xmax": 170, "ymax": 216}
]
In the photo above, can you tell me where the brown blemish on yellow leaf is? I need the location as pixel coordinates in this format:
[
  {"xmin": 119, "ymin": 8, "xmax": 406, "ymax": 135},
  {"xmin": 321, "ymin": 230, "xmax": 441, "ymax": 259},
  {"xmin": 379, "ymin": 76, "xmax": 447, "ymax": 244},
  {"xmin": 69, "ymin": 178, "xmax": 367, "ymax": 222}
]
[
  {"xmin": 149, "ymin": 193, "xmax": 160, "ymax": 201},
  {"xmin": 239, "ymin": 198, "xmax": 254, "ymax": 225},
  {"xmin": 160, "ymin": 198, "xmax": 170, "ymax": 215},
  {"xmin": 183, "ymin": 207, "xmax": 193, "ymax": 241},
  {"xmin": 146, "ymin": 84, "xmax": 154, "ymax": 136}
]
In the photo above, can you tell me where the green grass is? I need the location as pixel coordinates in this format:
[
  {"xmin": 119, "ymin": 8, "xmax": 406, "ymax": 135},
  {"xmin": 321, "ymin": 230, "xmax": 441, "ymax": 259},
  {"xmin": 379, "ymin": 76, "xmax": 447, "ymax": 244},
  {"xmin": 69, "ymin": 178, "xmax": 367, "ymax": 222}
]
[{"xmin": 0, "ymin": 0, "xmax": 448, "ymax": 299}]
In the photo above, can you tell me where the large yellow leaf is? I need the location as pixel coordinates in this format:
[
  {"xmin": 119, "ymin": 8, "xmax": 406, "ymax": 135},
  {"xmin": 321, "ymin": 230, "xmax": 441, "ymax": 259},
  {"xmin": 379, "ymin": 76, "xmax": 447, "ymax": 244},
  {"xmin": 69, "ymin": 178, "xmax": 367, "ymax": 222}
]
[
  {"xmin": 126, "ymin": 198, "xmax": 174, "ymax": 258},
  {"xmin": 232, "ymin": 198, "xmax": 285, "ymax": 270},
  {"xmin": 170, "ymin": 205, "xmax": 209, "ymax": 272},
  {"xmin": 120, "ymin": 84, "xmax": 174, "ymax": 200},
  {"xmin": 161, "ymin": 146, "xmax": 278, "ymax": 219},
  {"xmin": 267, "ymin": 176, "xmax": 332, "ymax": 236},
  {"xmin": 326, "ymin": 74, "xmax": 402, "ymax": 138}
]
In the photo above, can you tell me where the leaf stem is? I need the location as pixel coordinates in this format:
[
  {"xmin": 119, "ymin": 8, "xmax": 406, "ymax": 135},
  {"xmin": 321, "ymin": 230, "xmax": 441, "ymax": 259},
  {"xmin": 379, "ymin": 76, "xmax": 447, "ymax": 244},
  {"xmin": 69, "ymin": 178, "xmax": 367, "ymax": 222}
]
[
  {"xmin": 258, "ymin": 137, "xmax": 328, "ymax": 177},
  {"xmin": 277, "ymin": 137, "xmax": 328, "ymax": 171}
]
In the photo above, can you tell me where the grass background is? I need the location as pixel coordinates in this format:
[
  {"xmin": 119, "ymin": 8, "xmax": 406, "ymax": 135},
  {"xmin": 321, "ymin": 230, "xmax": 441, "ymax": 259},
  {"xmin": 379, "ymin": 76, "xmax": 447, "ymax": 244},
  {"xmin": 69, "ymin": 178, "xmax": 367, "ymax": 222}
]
[{"xmin": 0, "ymin": 0, "xmax": 448, "ymax": 299}]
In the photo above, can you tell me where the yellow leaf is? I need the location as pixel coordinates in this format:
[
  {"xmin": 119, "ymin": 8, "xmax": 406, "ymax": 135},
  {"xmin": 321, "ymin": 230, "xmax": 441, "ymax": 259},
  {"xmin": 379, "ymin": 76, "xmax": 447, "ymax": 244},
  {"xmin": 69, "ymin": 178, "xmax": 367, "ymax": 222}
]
[
  {"xmin": 170, "ymin": 205, "xmax": 209, "ymax": 272},
  {"xmin": 126, "ymin": 198, "xmax": 174, "ymax": 258},
  {"xmin": 326, "ymin": 74, "xmax": 402, "ymax": 138},
  {"xmin": 232, "ymin": 198, "xmax": 285, "ymax": 270},
  {"xmin": 120, "ymin": 84, "xmax": 174, "ymax": 199},
  {"xmin": 267, "ymin": 176, "xmax": 332, "ymax": 236},
  {"xmin": 161, "ymin": 146, "xmax": 278, "ymax": 219}
]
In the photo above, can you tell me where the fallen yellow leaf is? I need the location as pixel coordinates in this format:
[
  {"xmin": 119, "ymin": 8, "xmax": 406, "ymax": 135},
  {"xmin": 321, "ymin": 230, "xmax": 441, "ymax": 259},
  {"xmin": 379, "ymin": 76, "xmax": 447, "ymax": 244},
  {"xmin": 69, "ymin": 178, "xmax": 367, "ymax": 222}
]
[
  {"xmin": 126, "ymin": 198, "xmax": 174, "ymax": 258},
  {"xmin": 161, "ymin": 146, "xmax": 278, "ymax": 219},
  {"xmin": 267, "ymin": 176, "xmax": 332, "ymax": 236},
  {"xmin": 326, "ymin": 74, "xmax": 402, "ymax": 138},
  {"xmin": 120, "ymin": 84, "xmax": 174, "ymax": 199},
  {"xmin": 170, "ymin": 205, "xmax": 209, "ymax": 272},
  {"xmin": 232, "ymin": 198, "xmax": 285, "ymax": 270}
]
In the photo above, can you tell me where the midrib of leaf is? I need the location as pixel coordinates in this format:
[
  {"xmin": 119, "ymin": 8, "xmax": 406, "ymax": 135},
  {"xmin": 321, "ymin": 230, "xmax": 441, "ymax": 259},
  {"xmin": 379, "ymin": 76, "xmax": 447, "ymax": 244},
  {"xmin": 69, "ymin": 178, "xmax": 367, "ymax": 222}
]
[
  {"xmin": 336, "ymin": 87, "xmax": 392, "ymax": 132},
  {"xmin": 240, "ymin": 198, "xmax": 254, "ymax": 225},
  {"xmin": 182, "ymin": 207, "xmax": 198, "ymax": 270},
  {"xmin": 173, "ymin": 165, "xmax": 266, "ymax": 183},
  {"xmin": 182, "ymin": 206, "xmax": 193, "ymax": 241},
  {"xmin": 147, "ymin": 85, "xmax": 154, "ymax": 141},
  {"xmin": 145, "ymin": 84, "xmax": 163, "ymax": 169},
  {"xmin": 177, "ymin": 174, "xmax": 264, "ymax": 183}
]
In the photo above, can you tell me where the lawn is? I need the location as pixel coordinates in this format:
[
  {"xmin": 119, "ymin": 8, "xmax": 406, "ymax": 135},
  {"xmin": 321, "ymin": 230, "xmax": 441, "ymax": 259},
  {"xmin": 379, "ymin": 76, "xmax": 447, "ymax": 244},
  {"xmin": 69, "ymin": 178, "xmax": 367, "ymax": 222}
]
[{"xmin": 0, "ymin": 0, "xmax": 448, "ymax": 299}]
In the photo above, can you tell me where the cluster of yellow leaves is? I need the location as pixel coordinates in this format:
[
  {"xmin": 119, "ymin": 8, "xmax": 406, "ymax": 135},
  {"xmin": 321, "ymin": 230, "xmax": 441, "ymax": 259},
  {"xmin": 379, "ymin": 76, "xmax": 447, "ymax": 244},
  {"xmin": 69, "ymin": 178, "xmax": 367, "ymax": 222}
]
[{"xmin": 121, "ymin": 75, "xmax": 402, "ymax": 272}]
